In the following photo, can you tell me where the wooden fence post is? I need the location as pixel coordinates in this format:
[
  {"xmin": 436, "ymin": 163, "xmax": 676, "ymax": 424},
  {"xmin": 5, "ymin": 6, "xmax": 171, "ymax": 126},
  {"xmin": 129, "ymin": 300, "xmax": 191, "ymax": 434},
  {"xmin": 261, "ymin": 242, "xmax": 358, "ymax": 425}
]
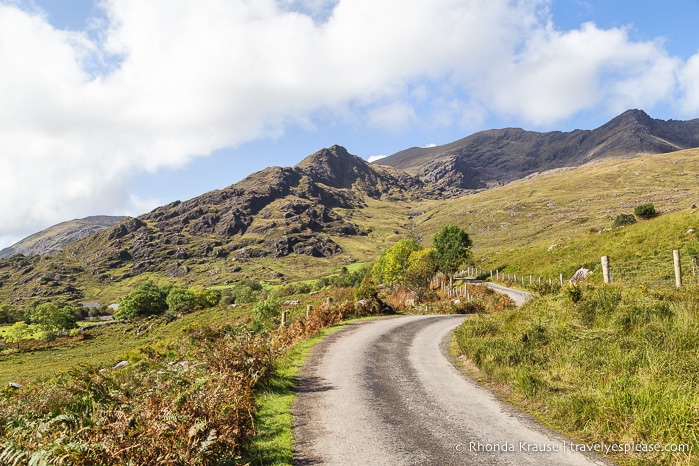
[
  {"xmin": 601, "ymin": 256, "xmax": 611, "ymax": 283},
  {"xmin": 674, "ymin": 249, "xmax": 682, "ymax": 288}
]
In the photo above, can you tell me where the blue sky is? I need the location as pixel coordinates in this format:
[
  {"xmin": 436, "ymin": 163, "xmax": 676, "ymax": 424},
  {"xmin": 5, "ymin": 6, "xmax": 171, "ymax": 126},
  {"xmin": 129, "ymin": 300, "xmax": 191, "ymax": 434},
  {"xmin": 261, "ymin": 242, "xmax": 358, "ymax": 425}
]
[{"xmin": 0, "ymin": 0, "xmax": 698, "ymax": 248}]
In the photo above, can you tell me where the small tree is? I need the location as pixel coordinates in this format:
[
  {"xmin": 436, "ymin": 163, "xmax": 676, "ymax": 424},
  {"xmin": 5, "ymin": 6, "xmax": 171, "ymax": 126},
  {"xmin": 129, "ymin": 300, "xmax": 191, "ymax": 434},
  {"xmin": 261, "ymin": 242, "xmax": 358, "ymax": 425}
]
[
  {"xmin": 251, "ymin": 298, "xmax": 282, "ymax": 332},
  {"xmin": 28, "ymin": 302, "xmax": 77, "ymax": 332},
  {"xmin": 634, "ymin": 203, "xmax": 657, "ymax": 219},
  {"xmin": 404, "ymin": 248, "xmax": 438, "ymax": 292},
  {"xmin": 166, "ymin": 286, "xmax": 198, "ymax": 314},
  {"xmin": 432, "ymin": 225, "xmax": 473, "ymax": 287},
  {"xmin": 4, "ymin": 322, "xmax": 33, "ymax": 351},
  {"xmin": 371, "ymin": 238, "xmax": 420, "ymax": 285},
  {"xmin": 116, "ymin": 281, "xmax": 167, "ymax": 320}
]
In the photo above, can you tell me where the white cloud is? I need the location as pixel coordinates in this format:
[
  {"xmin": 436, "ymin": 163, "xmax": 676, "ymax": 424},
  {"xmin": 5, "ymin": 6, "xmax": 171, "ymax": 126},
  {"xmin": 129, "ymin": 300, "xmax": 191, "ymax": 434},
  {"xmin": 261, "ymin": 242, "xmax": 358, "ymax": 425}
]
[
  {"xmin": 0, "ymin": 0, "xmax": 695, "ymax": 243},
  {"xmin": 678, "ymin": 53, "xmax": 699, "ymax": 115},
  {"xmin": 425, "ymin": 143, "xmax": 437, "ymax": 148},
  {"xmin": 367, "ymin": 154, "xmax": 388, "ymax": 163}
]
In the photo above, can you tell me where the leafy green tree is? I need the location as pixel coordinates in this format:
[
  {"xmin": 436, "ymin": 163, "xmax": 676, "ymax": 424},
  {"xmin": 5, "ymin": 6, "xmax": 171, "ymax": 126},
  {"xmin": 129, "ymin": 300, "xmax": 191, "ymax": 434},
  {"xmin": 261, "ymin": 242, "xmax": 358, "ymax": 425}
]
[
  {"xmin": 404, "ymin": 247, "xmax": 438, "ymax": 293},
  {"xmin": 28, "ymin": 302, "xmax": 77, "ymax": 331},
  {"xmin": 251, "ymin": 298, "xmax": 282, "ymax": 332},
  {"xmin": 0, "ymin": 303, "xmax": 21, "ymax": 324},
  {"xmin": 371, "ymin": 238, "xmax": 420, "ymax": 285},
  {"xmin": 116, "ymin": 281, "xmax": 167, "ymax": 320},
  {"xmin": 4, "ymin": 322, "xmax": 33, "ymax": 350},
  {"xmin": 230, "ymin": 280, "xmax": 263, "ymax": 304},
  {"xmin": 194, "ymin": 287, "xmax": 221, "ymax": 308},
  {"xmin": 432, "ymin": 225, "xmax": 473, "ymax": 286},
  {"xmin": 166, "ymin": 286, "xmax": 198, "ymax": 314}
]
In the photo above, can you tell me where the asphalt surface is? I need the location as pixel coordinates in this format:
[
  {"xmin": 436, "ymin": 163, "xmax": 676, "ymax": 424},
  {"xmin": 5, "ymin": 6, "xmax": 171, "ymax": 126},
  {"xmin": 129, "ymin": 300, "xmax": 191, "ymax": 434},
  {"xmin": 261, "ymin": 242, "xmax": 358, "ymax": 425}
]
[{"xmin": 293, "ymin": 314, "xmax": 612, "ymax": 465}]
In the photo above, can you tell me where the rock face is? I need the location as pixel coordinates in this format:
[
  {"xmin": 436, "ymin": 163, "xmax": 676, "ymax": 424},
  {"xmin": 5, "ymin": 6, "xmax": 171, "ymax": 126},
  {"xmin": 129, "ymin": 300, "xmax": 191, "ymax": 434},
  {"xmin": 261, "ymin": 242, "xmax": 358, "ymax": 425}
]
[{"xmin": 378, "ymin": 109, "xmax": 699, "ymax": 189}]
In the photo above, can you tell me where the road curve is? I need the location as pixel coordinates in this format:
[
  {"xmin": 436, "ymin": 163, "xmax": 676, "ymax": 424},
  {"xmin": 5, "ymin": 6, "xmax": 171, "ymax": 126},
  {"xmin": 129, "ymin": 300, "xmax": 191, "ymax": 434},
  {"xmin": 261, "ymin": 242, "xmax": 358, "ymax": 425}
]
[{"xmin": 293, "ymin": 315, "xmax": 610, "ymax": 465}]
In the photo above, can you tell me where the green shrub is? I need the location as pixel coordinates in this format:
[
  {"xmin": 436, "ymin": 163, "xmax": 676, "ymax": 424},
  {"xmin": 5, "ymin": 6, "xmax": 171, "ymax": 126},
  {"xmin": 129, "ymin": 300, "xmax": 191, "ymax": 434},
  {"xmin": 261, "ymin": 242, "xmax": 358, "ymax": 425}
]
[
  {"xmin": 634, "ymin": 203, "xmax": 658, "ymax": 219},
  {"xmin": 612, "ymin": 213, "xmax": 637, "ymax": 228}
]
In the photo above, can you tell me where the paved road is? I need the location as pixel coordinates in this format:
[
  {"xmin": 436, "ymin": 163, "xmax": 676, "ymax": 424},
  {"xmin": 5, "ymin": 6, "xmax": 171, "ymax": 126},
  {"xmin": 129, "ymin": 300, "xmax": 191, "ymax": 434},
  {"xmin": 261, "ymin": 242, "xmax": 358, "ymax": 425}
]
[
  {"xmin": 482, "ymin": 281, "xmax": 534, "ymax": 307},
  {"xmin": 293, "ymin": 314, "xmax": 611, "ymax": 465}
]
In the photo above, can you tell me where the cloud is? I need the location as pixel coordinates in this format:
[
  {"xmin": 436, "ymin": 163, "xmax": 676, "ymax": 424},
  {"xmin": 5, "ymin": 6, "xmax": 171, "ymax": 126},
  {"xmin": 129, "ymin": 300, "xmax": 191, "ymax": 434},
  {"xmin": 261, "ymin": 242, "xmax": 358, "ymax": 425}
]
[
  {"xmin": 367, "ymin": 154, "xmax": 388, "ymax": 163},
  {"xmin": 0, "ymin": 0, "xmax": 695, "ymax": 243},
  {"xmin": 678, "ymin": 53, "xmax": 699, "ymax": 114}
]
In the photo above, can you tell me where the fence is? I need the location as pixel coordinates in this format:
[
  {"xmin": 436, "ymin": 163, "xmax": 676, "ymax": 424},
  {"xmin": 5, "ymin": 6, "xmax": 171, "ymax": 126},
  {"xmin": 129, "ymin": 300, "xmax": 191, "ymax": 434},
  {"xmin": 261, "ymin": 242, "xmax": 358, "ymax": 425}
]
[
  {"xmin": 602, "ymin": 250, "xmax": 698, "ymax": 287},
  {"xmin": 459, "ymin": 250, "xmax": 698, "ymax": 289}
]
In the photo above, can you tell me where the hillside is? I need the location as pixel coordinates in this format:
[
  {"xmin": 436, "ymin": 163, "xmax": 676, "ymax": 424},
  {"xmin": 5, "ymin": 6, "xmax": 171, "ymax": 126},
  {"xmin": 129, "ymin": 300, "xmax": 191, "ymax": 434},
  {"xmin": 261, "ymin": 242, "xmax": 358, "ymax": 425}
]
[
  {"xmin": 0, "ymin": 216, "xmax": 126, "ymax": 259},
  {"xmin": 414, "ymin": 148, "xmax": 699, "ymax": 276},
  {"xmin": 378, "ymin": 109, "xmax": 699, "ymax": 190},
  {"xmin": 0, "ymin": 146, "xmax": 432, "ymax": 305},
  {"xmin": 0, "ymin": 111, "xmax": 697, "ymax": 306}
]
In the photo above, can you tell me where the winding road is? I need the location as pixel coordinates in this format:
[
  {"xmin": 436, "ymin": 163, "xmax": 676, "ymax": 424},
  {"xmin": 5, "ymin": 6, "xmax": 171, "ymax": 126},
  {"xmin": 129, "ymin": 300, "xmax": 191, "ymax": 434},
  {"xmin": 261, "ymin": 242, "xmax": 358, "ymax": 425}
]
[{"xmin": 293, "ymin": 287, "xmax": 612, "ymax": 465}]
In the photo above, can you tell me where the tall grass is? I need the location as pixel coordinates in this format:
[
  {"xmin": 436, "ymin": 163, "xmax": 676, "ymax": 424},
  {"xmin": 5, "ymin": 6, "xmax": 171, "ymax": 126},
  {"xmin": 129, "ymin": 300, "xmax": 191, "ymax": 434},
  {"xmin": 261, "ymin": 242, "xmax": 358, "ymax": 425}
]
[
  {"xmin": 455, "ymin": 285, "xmax": 699, "ymax": 465},
  {"xmin": 0, "ymin": 288, "xmax": 389, "ymax": 465}
]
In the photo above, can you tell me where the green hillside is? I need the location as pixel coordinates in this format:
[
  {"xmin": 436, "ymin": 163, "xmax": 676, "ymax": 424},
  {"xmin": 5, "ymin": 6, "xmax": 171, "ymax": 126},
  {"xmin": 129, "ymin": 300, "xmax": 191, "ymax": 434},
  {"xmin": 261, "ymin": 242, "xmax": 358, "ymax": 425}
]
[{"xmin": 416, "ymin": 149, "xmax": 698, "ymax": 279}]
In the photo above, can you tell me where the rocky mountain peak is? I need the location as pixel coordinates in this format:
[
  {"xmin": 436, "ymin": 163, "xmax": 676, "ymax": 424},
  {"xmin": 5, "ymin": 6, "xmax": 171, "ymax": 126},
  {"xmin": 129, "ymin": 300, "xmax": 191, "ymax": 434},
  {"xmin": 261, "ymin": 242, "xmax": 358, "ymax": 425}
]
[{"xmin": 295, "ymin": 145, "xmax": 373, "ymax": 189}]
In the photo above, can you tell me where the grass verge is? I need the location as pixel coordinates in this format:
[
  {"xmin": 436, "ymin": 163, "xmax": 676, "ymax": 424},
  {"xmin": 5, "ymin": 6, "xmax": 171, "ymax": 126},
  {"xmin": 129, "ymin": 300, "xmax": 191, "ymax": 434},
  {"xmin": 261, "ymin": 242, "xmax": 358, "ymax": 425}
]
[
  {"xmin": 242, "ymin": 316, "xmax": 383, "ymax": 465},
  {"xmin": 241, "ymin": 326, "xmax": 340, "ymax": 465},
  {"xmin": 454, "ymin": 284, "xmax": 699, "ymax": 465}
]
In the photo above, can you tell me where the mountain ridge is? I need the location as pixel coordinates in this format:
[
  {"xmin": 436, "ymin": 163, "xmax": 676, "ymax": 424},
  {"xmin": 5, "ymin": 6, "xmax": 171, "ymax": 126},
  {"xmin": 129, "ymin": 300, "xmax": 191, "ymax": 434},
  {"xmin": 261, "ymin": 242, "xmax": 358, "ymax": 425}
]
[
  {"xmin": 0, "ymin": 216, "xmax": 127, "ymax": 260},
  {"xmin": 377, "ymin": 109, "xmax": 699, "ymax": 189},
  {"xmin": 0, "ymin": 110, "xmax": 697, "ymax": 305}
]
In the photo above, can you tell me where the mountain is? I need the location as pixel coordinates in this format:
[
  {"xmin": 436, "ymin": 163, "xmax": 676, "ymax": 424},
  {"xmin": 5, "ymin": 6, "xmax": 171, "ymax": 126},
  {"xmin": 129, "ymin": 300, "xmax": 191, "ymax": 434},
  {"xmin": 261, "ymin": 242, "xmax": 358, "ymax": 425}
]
[
  {"xmin": 0, "ymin": 216, "xmax": 126, "ymax": 259},
  {"xmin": 0, "ymin": 110, "xmax": 697, "ymax": 306},
  {"xmin": 377, "ymin": 109, "xmax": 699, "ymax": 190},
  {"xmin": 0, "ymin": 146, "xmax": 434, "ymax": 304}
]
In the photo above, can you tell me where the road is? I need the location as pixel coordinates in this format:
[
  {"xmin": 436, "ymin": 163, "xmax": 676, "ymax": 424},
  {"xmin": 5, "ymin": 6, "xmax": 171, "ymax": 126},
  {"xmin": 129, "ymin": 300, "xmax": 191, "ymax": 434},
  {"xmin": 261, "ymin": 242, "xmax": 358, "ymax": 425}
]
[{"xmin": 293, "ymin": 313, "xmax": 611, "ymax": 465}]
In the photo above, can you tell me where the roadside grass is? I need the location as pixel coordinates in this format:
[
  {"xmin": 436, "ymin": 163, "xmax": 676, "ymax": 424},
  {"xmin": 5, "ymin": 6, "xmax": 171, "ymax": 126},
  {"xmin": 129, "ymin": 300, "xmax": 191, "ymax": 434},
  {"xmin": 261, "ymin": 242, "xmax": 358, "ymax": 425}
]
[
  {"xmin": 454, "ymin": 284, "xmax": 699, "ymax": 465},
  {"xmin": 241, "ymin": 326, "xmax": 341, "ymax": 465}
]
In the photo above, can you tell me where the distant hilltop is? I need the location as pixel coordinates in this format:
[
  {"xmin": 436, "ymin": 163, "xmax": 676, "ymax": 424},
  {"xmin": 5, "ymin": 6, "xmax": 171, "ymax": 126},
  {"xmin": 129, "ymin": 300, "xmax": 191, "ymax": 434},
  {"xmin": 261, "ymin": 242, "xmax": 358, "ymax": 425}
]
[{"xmin": 0, "ymin": 216, "xmax": 127, "ymax": 259}]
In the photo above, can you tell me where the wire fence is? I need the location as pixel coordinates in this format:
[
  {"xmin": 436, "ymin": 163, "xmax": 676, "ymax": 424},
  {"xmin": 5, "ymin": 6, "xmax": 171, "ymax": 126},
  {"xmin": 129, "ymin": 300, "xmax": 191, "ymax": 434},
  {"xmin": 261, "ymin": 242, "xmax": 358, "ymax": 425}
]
[
  {"xmin": 607, "ymin": 252, "xmax": 698, "ymax": 288},
  {"xmin": 460, "ymin": 251, "xmax": 699, "ymax": 290}
]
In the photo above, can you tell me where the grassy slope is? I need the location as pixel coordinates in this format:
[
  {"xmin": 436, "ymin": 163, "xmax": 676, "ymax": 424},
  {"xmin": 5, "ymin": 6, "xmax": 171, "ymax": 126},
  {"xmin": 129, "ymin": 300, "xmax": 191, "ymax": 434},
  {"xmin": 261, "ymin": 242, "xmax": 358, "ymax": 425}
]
[{"xmin": 416, "ymin": 149, "xmax": 698, "ymax": 275}]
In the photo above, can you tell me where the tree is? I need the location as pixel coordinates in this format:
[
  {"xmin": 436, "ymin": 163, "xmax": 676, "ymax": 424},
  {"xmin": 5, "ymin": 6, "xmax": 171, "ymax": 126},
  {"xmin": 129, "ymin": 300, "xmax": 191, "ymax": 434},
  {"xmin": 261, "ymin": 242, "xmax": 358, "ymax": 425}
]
[
  {"xmin": 404, "ymin": 247, "xmax": 438, "ymax": 293},
  {"xmin": 166, "ymin": 286, "xmax": 198, "ymax": 314},
  {"xmin": 4, "ymin": 322, "xmax": 33, "ymax": 351},
  {"xmin": 0, "ymin": 303, "xmax": 21, "ymax": 325},
  {"xmin": 371, "ymin": 238, "xmax": 420, "ymax": 285},
  {"xmin": 116, "ymin": 281, "xmax": 167, "ymax": 320},
  {"xmin": 432, "ymin": 225, "xmax": 473, "ymax": 286},
  {"xmin": 28, "ymin": 302, "xmax": 77, "ymax": 332}
]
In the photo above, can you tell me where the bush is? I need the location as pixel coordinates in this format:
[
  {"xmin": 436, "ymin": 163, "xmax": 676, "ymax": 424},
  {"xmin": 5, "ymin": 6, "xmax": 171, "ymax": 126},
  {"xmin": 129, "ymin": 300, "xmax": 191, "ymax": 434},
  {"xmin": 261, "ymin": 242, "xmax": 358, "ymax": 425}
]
[
  {"xmin": 251, "ymin": 298, "xmax": 282, "ymax": 332},
  {"xmin": 612, "ymin": 213, "xmax": 637, "ymax": 228},
  {"xmin": 634, "ymin": 203, "xmax": 657, "ymax": 219},
  {"xmin": 116, "ymin": 281, "xmax": 167, "ymax": 320}
]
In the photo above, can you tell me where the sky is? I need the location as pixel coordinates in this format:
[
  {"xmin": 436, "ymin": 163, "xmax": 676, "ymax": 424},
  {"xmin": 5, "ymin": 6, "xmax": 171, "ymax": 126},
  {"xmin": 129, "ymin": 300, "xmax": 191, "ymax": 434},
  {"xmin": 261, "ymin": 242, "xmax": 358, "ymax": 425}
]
[{"xmin": 1, "ymin": 0, "xmax": 699, "ymax": 249}]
